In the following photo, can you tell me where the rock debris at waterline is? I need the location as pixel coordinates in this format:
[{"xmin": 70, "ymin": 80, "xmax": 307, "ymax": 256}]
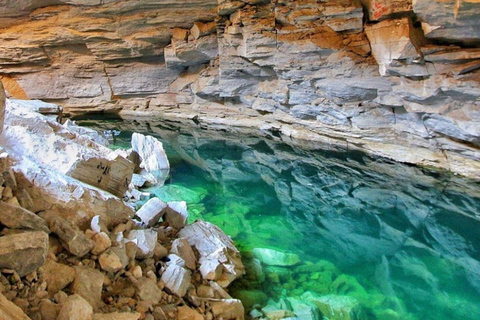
[{"xmin": 0, "ymin": 98, "xmax": 245, "ymax": 319}]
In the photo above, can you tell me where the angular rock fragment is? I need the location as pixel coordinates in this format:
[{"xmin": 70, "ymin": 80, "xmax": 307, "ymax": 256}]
[
  {"xmin": 57, "ymin": 294, "xmax": 93, "ymax": 320},
  {"xmin": 170, "ymin": 238, "xmax": 196, "ymax": 270},
  {"xmin": 0, "ymin": 292, "xmax": 31, "ymax": 320},
  {"xmin": 199, "ymin": 259, "xmax": 223, "ymax": 281},
  {"xmin": 209, "ymin": 298, "xmax": 245, "ymax": 320},
  {"xmin": 160, "ymin": 264, "xmax": 192, "ymax": 297},
  {"xmin": 135, "ymin": 197, "xmax": 167, "ymax": 227},
  {"xmin": 91, "ymin": 232, "xmax": 112, "ymax": 255},
  {"xmin": 179, "ymin": 220, "xmax": 244, "ymax": 287},
  {"xmin": 93, "ymin": 312, "xmax": 141, "ymax": 320},
  {"xmin": 99, "ymin": 246, "xmax": 129, "ymax": 273},
  {"xmin": 164, "ymin": 201, "xmax": 188, "ymax": 230},
  {"xmin": 0, "ymin": 231, "xmax": 48, "ymax": 276},
  {"xmin": 72, "ymin": 266, "xmax": 104, "ymax": 310},
  {"xmin": 303, "ymin": 293, "xmax": 365, "ymax": 320},
  {"xmin": 0, "ymin": 201, "xmax": 49, "ymax": 233},
  {"xmin": 134, "ymin": 277, "xmax": 162, "ymax": 305},
  {"xmin": 126, "ymin": 229, "xmax": 158, "ymax": 259},
  {"xmin": 42, "ymin": 212, "xmax": 94, "ymax": 257},
  {"xmin": 131, "ymin": 133, "xmax": 170, "ymax": 186},
  {"xmin": 178, "ymin": 305, "xmax": 203, "ymax": 320},
  {"xmin": 165, "ymin": 254, "xmax": 186, "ymax": 268},
  {"xmin": 44, "ymin": 259, "xmax": 76, "ymax": 294},
  {"xmin": 191, "ymin": 21, "xmax": 216, "ymax": 40}
]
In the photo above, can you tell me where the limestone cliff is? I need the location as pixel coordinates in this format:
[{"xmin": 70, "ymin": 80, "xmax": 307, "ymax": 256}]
[{"xmin": 0, "ymin": 0, "xmax": 479, "ymax": 178}]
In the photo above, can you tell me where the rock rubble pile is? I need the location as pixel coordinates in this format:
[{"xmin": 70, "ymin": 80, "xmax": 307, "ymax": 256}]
[{"xmin": 0, "ymin": 88, "xmax": 245, "ymax": 320}]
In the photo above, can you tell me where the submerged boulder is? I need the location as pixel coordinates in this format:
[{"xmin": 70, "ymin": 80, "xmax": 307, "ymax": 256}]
[{"xmin": 252, "ymin": 248, "xmax": 301, "ymax": 267}]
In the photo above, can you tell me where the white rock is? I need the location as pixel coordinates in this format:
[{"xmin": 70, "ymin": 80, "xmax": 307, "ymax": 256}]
[
  {"xmin": 126, "ymin": 229, "xmax": 158, "ymax": 259},
  {"xmin": 90, "ymin": 215, "xmax": 101, "ymax": 233},
  {"xmin": 164, "ymin": 201, "xmax": 188, "ymax": 229},
  {"xmin": 170, "ymin": 238, "xmax": 196, "ymax": 270},
  {"xmin": 252, "ymin": 248, "xmax": 301, "ymax": 266},
  {"xmin": 199, "ymin": 259, "xmax": 223, "ymax": 281},
  {"xmin": 165, "ymin": 254, "xmax": 186, "ymax": 268},
  {"xmin": 178, "ymin": 220, "xmax": 245, "ymax": 287},
  {"xmin": 135, "ymin": 197, "xmax": 167, "ymax": 227},
  {"xmin": 160, "ymin": 264, "xmax": 191, "ymax": 297},
  {"xmin": 131, "ymin": 133, "xmax": 169, "ymax": 186}
]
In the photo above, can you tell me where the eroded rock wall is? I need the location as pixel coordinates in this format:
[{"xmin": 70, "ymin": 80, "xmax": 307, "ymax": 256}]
[{"xmin": 0, "ymin": 0, "xmax": 479, "ymax": 177}]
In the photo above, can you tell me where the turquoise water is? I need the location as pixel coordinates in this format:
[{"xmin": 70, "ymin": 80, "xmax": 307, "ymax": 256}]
[{"xmin": 81, "ymin": 120, "xmax": 480, "ymax": 320}]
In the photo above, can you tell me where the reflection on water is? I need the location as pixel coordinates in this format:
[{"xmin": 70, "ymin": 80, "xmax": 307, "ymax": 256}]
[{"xmin": 82, "ymin": 119, "xmax": 480, "ymax": 320}]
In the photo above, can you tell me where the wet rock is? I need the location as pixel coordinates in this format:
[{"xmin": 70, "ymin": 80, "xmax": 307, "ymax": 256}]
[
  {"xmin": 93, "ymin": 312, "xmax": 141, "ymax": 320},
  {"xmin": 164, "ymin": 201, "xmax": 188, "ymax": 230},
  {"xmin": 57, "ymin": 294, "xmax": 93, "ymax": 320},
  {"xmin": 135, "ymin": 197, "xmax": 167, "ymax": 227},
  {"xmin": 252, "ymin": 248, "xmax": 301, "ymax": 267},
  {"xmin": 303, "ymin": 293, "xmax": 365, "ymax": 320},
  {"xmin": 134, "ymin": 277, "xmax": 162, "ymax": 305},
  {"xmin": 170, "ymin": 238, "xmax": 196, "ymax": 270},
  {"xmin": 99, "ymin": 246, "xmax": 129, "ymax": 273},
  {"xmin": 0, "ymin": 231, "xmax": 48, "ymax": 276},
  {"xmin": 179, "ymin": 220, "xmax": 244, "ymax": 287},
  {"xmin": 72, "ymin": 266, "xmax": 104, "ymax": 310},
  {"xmin": 44, "ymin": 259, "xmax": 76, "ymax": 294},
  {"xmin": 131, "ymin": 133, "xmax": 169, "ymax": 187},
  {"xmin": 0, "ymin": 292, "xmax": 30, "ymax": 320},
  {"xmin": 41, "ymin": 212, "xmax": 94, "ymax": 257},
  {"xmin": 126, "ymin": 229, "xmax": 158, "ymax": 259},
  {"xmin": 0, "ymin": 201, "xmax": 49, "ymax": 233},
  {"xmin": 160, "ymin": 264, "xmax": 191, "ymax": 297}
]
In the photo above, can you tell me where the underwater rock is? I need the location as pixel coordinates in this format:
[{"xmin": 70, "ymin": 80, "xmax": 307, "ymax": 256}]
[
  {"xmin": 178, "ymin": 220, "xmax": 245, "ymax": 287},
  {"xmin": 252, "ymin": 248, "xmax": 301, "ymax": 266},
  {"xmin": 303, "ymin": 292, "xmax": 366, "ymax": 320}
]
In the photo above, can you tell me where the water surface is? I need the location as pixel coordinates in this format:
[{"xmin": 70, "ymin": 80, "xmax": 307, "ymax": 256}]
[{"xmin": 81, "ymin": 119, "xmax": 480, "ymax": 320}]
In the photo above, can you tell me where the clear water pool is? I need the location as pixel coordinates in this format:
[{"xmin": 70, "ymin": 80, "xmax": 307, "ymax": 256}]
[{"xmin": 81, "ymin": 119, "xmax": 480, "ymax": 320}]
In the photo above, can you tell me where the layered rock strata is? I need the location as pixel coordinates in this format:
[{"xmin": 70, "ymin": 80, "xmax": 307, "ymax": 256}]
[
  {"xmin": 0, "ymin": 0, "xmax": 479, "ymax": 177},
  {"xmin": 0, "ymin": 97, "xmax": 245, "ymax": 319}
]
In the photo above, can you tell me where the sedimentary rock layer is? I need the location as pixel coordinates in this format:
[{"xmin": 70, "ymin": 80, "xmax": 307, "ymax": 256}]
[{"xmin": 0, "ymin": 0, "xmax": 479, "ymax": 177}]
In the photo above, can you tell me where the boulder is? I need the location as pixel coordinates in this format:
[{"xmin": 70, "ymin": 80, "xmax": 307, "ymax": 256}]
[
  {"xmin": 41, "ymin": 212, "xmax": 94, "ymax": 257},
  {"xmin": 72, "ymin": 266, "xmax": 104, "ymax": 310},
  {"xmin": 135, "ymin": 197, "xmax": 167, "ymax": 227},
  {"xmin": 164, "ymin": 201, "xmax": 188, "ymax": 229},
  {"xmin": 0, "ymin": 201, "xmax": 49, "ymax": 233},
  {"xmin": 126, "ymin": 229, "xmax": 158, "ymax": 259},
  {"xmin": 131, "ymin": 133, "xmax": 170, "ymax": 186},
  {"xmin": 0, "ymin": 231, "xmax": 48, "ymax": 276},
  {"xmin": 160, "ymin": 264, "xmax": 192, "ymax": 297},
  {"xmin": 2, "ymin": 101, "xmax": 134, "ymax": 197},
  {"xmin": 170, "ymin": 238, "xmax": 196, "ymax": 270},
  {"xmin": 44, "ymin": 259, "xmax": 76, "ymax": 294},
  {"xmin": 178, "ymin": 220, "xmax": 244, "ymax": 287},
  {"xmin": 57, "ymin": 294, "xmax": 93, "ymax": 320},
  {"xmin": 252, "ymin": 248, "xmax": 301, "ymax": 267},
  {"xmin": 0, "ymin": 292, "xmax": 31, "ymax": 320}
]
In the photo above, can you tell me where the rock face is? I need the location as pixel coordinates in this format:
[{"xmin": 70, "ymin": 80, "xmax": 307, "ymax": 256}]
[{"xmin": 0, "ymin": 0, "xmax": 479, "ymax": 177}]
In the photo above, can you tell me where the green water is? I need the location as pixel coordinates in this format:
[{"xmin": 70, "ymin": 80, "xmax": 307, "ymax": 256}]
[{"xmin": 81, "ymin": 120, "xmax": 480, "ymax": 320}]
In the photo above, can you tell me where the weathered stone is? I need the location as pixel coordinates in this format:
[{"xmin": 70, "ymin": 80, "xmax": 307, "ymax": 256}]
[
  {"xmin": 57, "ymin": 294, "xmax": 93, "ymax": 320},
  {"xmin": 160, "ymin": 264, "xmax": 192, "ymax": 297},
  {"xmin": 91, "ymin": 232, "xmax": 112, "ymax": 255},
  {"xmin": 99, "ymin": 246, "xmax": 129, "ymax": 273},
  {"xmin": 164, "ymin": 201, "xmax": 188, "ymax": 230},
  {"xmin": 208, "ymin": 298, "xmax": 245, "ymax": 320},
  {"xmin": 0, "ymin": 231, "xmax": 48, "ymax": 276},
  {"xmin": 165, "ymin": 254, "xmax": 186, "ymax": 268},
  {"xmin": 0, "ymin": 201, "xmax": 49, "ymax": 233},
  {"xmin": 39, "ymin": 299, "xmax": 60, "ymax": 320},
  {"xmin": 170, "ymin": 238, "xmax": 196, "ymax": 270},
  {"xmin": 134, "ymin": 277, "xmax": 162, "ymax": 305},
  {"xmin": 178, "ymin": 305, "xmax": 203, "ymax": 320},
  {"xmin": 179, "ymin": 220, "xmax": 244, "ymax": 287},
  {"xmin": 131, "ymin": 133, "xmax": 169, "ymax": 187},
  {"xmin": 361, "ymin": 0, "xmax": 413, "ymax": 21},
  {"xmin": 126, "ymin": 229, "xmax": 158, "ymax": 259},
  {"xmin": 135, "ymin": 197, "xmax": 167, "ymax": 227},
  {"xmin": 93, "ymin": 312, "xmax": 141, "ymax": 320},
  {"xmin": 252, "ymin": 248, "xmax": 301, "ymax": 266},
  {"xmin": 0, "ymin": 292, "xmax": 31, "ymax": 320},
  {"xmin": 199, "ymin": 259, "xmax": 223, "ymax": 281},
  {"xmin": 191, "ymin": 21, "xmax": 217, "ymax": 40},
  {"xmin": 72, "ymin": 266, "xmax": 104, "ymax": 310},
  {"xmin": 42, "ymin": 212, "xmax": 94, "ymax": 257},
  {"xmin": 44, "ymin": 259, "xmax": 76, "ymax": 294}
]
